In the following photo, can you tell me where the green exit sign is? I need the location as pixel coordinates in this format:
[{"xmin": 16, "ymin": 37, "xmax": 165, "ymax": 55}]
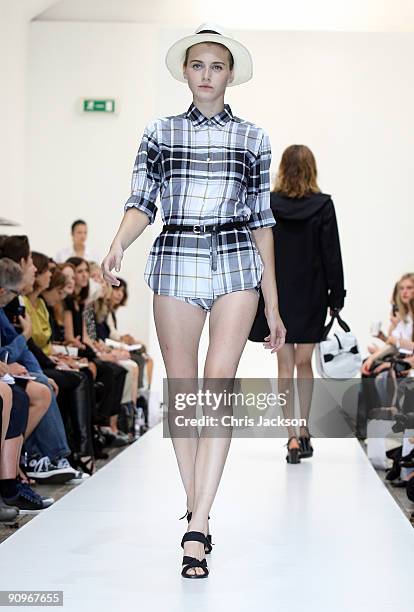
[{"xmin": 83, "ymin": 99, "xmax": 115, "ymax": 113}]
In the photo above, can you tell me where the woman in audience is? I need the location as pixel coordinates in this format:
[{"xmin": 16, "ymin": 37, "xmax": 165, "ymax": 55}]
[
  {"xmin": 24, "ymin": 253, "xmax": 96, "ymax": 474},
  {"xmin": 108, "ymin": 278, "xmax": 153, "ymax": 389},
  {"xmin": 63, "ymin": 257, "xmax": 128, "ymax": 443},
  {"xmin": 356, "ymin": 273, "xmax": 414, "ymax": 439},
  {"xmin": 362, "ymin": 273, "xmax": 414, "ymax": 375}
]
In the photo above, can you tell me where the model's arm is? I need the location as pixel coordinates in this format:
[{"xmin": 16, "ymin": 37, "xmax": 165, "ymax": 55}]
[
  {"xmin": 101, "ymin": 209, "xmax": 150, "ymax": 285},
  {"xmin": 251, "ymin": 227, "xmax": 286, "ymax": 352},
  {"xmin": 251, "ymin": 227, "xmax": 278, "ymax": 311},
  {"xmin": 102, "ymin": 122, "xmax": 161, "ymax": 285}
]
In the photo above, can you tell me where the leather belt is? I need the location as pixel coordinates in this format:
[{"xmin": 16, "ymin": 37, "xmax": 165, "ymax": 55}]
[
  {"xmin": 161, "ymin": 220, "xmax": 247, "ymax": 234},
  {"xmin": 161, "ymin": 220, "xmax": 247, "ymax": 272}
]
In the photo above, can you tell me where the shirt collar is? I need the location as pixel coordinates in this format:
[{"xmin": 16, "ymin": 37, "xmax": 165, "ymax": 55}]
[{"xmin": 185, "ymin": 103, "xmax": 233, "ymax": 128}]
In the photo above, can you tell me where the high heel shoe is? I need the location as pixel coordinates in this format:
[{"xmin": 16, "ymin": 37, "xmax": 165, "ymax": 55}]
[
  {"xmin": 181, "ymin": 531, "xmax": 209, "ymax": 579},
  {"xmin": 179, "ymin": 510, "xmax": 213, "ymax": 554},
  {"xmin": 298, "ymin": 428, "xmax": 314, "ymax": 458},
  {"xmin": 286, "ymin": 436, "xmax": 301, "ymax": 464}
]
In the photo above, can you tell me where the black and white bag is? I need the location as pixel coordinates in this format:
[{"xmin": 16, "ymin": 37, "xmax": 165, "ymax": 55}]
[{"xmin": 315, "ymin": 313, "xmax": 362, "ymax": 378}]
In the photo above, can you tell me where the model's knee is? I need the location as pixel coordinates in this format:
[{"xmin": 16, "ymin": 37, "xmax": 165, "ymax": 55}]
[{"xmin": 295, "ymin": 357, "xmax": 312, "ymax": 369}]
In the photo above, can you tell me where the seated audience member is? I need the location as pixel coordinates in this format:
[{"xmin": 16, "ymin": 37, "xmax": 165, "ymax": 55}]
[
  {"xmin": 368, "ymin": 282, "xmax": 400, "ymax": 355},
  {"xmin": 0, "ymin": 236, "xmax": 78, "ymax": 481},
  {"xmin": 0, "ymin": 383, "xmax": 19, "ymax": 523},
  {"xmin": 0, "ymin": 378, "xmax": 53, "ymax": 514},
  {"xmin": 356, "ymin": 273, "xmax": 414, "ymax": 439},
  {"xmin": 55, "ymin": 220, "xmax": 100, "ymax": 264},
  {"xmin": 23, "ymin": 253, "xmax": 96, "ymax": 474},
  {"xmin": 63, "ymin": 257, "xmax": 128, "ymax": 444},
  {"xmin": 109, "ymin": 278, "xmax": 153, "ymax": 390}
]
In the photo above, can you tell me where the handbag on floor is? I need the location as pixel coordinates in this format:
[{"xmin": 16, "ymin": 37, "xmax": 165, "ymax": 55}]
[{"xmin": 315, "ymin": 313, "xmax": 362, "ymax": 378}]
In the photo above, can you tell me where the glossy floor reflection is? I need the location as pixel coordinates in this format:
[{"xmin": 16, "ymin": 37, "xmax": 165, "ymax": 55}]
[{"xmin": 0, "ymin": 429, "xmax": 414, "ymax": 611}]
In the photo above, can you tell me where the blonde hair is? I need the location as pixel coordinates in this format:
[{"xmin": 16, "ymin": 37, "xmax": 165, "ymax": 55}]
[
  {"xmin": 273, "ymin": 145, "xmax": 321, "ymax": 199},
  {"xmin": 394, "ymin": 273, "xmax": 414, "ymax": 325}
]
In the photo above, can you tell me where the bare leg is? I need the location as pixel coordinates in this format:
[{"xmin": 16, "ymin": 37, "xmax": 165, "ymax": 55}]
[
  {"xmin": 145, "ymin": 357, "xmax": 154, "ymax": 388},
  {"xmin": 153, "ymin": 294, "xmax": 206, "ymax": 518},
  {"xmin": 294, "ymin": 343, "xmax": 315, "ymax": 436},
  {"xmin": 276, "ymin": 344, "xmax": 299, "ymax": 449},
  {"xmin": 23, "ymin": 381, "xmax": 51, "ymax": 440},
  {"xmin": 0, "ymin": 383, "xmax": 12, "ymax": 450},
  {"xmin": 186, "ymin": 289, "xmax": 260, "ymax": 575},
  {"xmin": 0, "ymin": 436, "xmax": 21, "ymax": 479}
]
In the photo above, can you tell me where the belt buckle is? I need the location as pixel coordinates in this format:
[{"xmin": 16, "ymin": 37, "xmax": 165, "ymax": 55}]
[{"xmin": 193, "ymin": 225, "xmax": 203, "ymax": 234}]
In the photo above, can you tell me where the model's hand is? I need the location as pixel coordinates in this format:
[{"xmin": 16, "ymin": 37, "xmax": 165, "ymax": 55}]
[
  {"xmin": 263, "ymin": 308, "xmax": 286, "ymax": 353},
  {"xmin": 101, "ymin": 242, "xmax": 123, "ymax": 286}
]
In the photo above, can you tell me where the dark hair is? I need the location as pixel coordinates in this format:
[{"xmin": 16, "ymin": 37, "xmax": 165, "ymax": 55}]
[
  {"xmin": 66, "ymin": 257, "xmax": 89, "ymax": 303},
  {"xmin": 184, "ymin": 42, "xmax": 234, "ymax": 70},
  {"xmin": 113, "ymin": 277, "xmax": 128, "ymax": 308},
  {"xmin": 0, "ymin": 235, "xmax": 30, "ymax": 263},
  {"xmin": 71, "ymin": 219, "xmax": 87, "ymax": 234},
  {"xmin": 46, "ymin": 269, "xmax": 66, "ymax": 292},
  {"xmin": 32, "ymin": 252, "xmax": 49, "ymax": 275},
  {"xmin": 273, "ymin": 145, "xmax": 321, "ymax": 199},
  {"xmin": 31, "ymin": 252, "xmax": 50, "ymax": 292}
]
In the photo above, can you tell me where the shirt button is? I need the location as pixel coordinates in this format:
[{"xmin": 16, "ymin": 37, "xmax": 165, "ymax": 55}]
[{"xmin": 206, "ymin": 157, "xmax": 211, "ymax": 162}]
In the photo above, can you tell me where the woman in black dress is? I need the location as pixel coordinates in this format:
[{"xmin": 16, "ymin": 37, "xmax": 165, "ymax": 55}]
[{"xmin": 249, "ymin": 145, "xmax": 346, "ymax": 462}]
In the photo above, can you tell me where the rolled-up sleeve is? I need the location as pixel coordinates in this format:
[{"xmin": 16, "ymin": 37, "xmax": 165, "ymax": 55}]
[
  {"xmin": 245, "ymin": 131, "xmax": 276, "ymax": 231},
  {"xmin": 124, "ymin": 122, "xmax": 161, "ymax": 225}
]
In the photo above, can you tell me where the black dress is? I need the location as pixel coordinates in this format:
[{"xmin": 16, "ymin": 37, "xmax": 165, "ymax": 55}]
[{"xmin": 249, "ymin": 191, "xmax": 346, "ymax": 344}]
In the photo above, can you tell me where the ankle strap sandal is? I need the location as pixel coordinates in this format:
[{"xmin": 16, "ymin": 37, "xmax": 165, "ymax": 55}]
[
  {"xmin": 181, "ymin": 531, "xmax": 209, "ymax": 579},
  {"xmin": 179, "ymin": 510, "xmax": 214, "ymax": 554}
]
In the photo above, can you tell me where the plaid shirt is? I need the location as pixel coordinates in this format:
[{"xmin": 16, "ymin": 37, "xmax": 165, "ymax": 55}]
[{"xmin": 124, "ymin": 103, "xmax": 276, "ymax": 298}]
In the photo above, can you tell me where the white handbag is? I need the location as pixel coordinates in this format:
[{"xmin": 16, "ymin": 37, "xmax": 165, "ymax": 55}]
[{"xmin": 315, "ymin": 313, "xmax": 362, "ymax": 378}]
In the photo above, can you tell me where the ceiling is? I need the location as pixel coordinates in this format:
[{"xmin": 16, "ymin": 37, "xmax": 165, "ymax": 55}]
[{"xmin": 34, "ymin": 0, "xmax": 414, "ymax": 31}]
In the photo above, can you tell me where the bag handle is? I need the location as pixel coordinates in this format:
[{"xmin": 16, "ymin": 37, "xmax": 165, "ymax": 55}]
[{"xmin": 321, "ymin": 312, "xmax": 351, "ymax": 341}]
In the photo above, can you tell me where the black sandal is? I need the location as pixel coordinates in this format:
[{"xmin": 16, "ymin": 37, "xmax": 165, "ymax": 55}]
[
  {"xmin": 76, "ymin": 456, "xmax": 96, "ymax": 476},
  {"xmin": 286, "ymin": 436, "xmax": 301, "ymax": 464},
  {"xmin": 181, "ymin": 531, "xmax": 209, "ymax": 579},
  {"xmin": 298, "ymin": 428, "xmax": 314, "ymax": 458},
  {"xmin": 179, "ymin": 510, "xmax": 214, "ymax": 554}
]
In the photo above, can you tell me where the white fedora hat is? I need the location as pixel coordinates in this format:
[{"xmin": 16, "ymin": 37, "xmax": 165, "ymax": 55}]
[{"xmin": 165, "ymin": 22, "xmax": 253, "ymax": 87}]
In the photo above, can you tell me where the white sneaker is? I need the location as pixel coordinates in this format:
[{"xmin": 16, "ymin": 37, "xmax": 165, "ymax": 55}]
[{"xmin": 26, "ymin": 456, "xmax": 76, "ymax": 484}]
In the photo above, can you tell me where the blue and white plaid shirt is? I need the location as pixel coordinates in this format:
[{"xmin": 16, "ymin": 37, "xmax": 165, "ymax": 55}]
[{"xmin": 124, "ymin": 103, "xmax": 276, "ymax": 298}]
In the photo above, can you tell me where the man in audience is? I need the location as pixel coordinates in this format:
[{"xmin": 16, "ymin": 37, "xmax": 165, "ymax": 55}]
[
  {"xmin": 0, "ymin": 236, "xmax": 78, "ymax": 483},
  {"xmin": 55, "ymin": 220, "xmax": 100, "ymax": 263}
]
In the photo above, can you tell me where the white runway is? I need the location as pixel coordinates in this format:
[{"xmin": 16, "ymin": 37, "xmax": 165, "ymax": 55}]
[{"xmin": 1, "ymin": 428, "xmax": 414, "ymax": 612}]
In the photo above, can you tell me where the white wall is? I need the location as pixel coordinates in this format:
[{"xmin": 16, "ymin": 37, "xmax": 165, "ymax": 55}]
[
  {"xmin": 0, "ymin": 1, "xmax": 58, "ymax": 225},
  {"xmin": 25, "ymin": 22, "xmax": 414, "ymax": 393}
]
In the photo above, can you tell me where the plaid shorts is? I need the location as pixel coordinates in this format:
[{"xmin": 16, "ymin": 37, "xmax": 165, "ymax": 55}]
[{"xmin": 144, "ymin": 225, "xmax": 265, "ymax": 300}]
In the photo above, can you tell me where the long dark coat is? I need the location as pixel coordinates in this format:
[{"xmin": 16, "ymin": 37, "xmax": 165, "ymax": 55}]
[{"xmin": 249, "ymin": 191, "xmax": 346, "ymax": 344}]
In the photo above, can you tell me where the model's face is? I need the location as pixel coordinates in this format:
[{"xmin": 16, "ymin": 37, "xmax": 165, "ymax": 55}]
[
  {"xmin": 72, "ymin": 224, "xmax": 87, "ymax": 246},
  {"xmin": 62, "ymin": 266, "xmax": 75, "ymax": 294},
  {"xmin": 183, "ymin": 43, "xmax": 234, "ymax": 103},
  {"xmin": 74, "ymin": 262, "xmax": 89, "ymax": 289},
  {"xmin": 398, "ymin": 280, "xmax": 414, "ymax": 304}
]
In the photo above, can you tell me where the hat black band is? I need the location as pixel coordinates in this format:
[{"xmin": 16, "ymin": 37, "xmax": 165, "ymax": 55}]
[{"xmin": 197, "ymin": 29, "xmax": 221, "ymax": 36}]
